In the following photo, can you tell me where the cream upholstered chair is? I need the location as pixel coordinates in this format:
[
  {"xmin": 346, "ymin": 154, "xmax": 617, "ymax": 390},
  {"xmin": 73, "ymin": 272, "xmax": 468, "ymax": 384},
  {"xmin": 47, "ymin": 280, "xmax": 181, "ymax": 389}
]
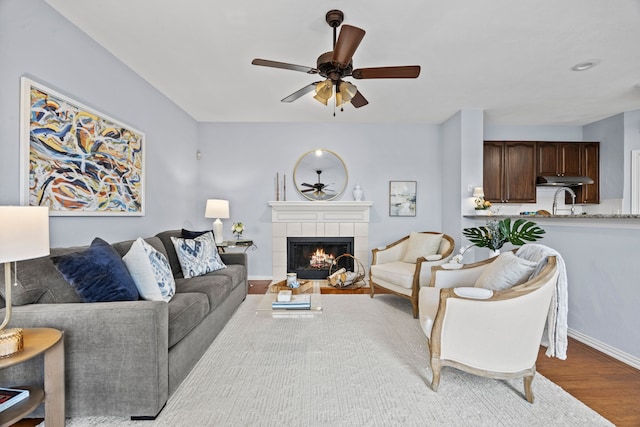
[
  {"xmin": 418, "ymin": 254, "xmax": 559, "ymax": 403},
  {"xmin": 369, "ymin": 232, "xmax": 454, "ymax": 318}
]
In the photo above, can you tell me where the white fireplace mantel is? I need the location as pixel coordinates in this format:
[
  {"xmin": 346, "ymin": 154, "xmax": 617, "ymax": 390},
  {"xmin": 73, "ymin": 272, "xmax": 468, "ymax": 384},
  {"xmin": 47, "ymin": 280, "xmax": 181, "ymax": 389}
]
[
  {"xmin": 268, "ymin": 201, "xmax": 373, "ymax": 223},
  {"xmin": 268, "ymin": 201, "xmax": 373, "ymax": 280}
]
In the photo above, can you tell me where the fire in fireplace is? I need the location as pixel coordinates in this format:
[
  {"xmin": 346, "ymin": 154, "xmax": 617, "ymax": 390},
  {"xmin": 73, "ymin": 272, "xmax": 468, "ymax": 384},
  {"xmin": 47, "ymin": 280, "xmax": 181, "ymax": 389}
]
[{"xmin": 287, "ymin": 237, "xmax": 354, "ymax": 279}]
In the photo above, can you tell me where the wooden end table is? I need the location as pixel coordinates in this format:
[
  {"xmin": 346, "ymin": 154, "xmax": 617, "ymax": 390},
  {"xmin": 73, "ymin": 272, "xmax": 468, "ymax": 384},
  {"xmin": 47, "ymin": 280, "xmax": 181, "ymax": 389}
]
[{"xmin": 0, "ymin": 328, "xmax": 64, "ymax": 427}]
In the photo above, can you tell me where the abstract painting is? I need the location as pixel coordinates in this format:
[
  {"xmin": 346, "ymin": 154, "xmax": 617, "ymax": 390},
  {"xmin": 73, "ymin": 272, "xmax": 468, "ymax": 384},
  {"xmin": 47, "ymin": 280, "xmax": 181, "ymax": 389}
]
[
  {"xmin": 389, "ymin": 181, "xmax": 416, "ymax": 216},
  {"xmin": 20, "ymin": 77, "xmax": 144, "ymax": 216}
]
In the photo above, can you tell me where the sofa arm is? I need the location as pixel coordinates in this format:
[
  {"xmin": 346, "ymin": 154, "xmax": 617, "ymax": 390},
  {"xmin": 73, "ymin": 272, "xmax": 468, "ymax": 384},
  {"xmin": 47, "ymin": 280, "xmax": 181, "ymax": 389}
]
[
  {"xmin": 1, "ymin": 301, "xmax": 169, "ymax": 418},
  {"xmin": 220, "ymin": 252, "xmax": 247, "ymax": 267}
]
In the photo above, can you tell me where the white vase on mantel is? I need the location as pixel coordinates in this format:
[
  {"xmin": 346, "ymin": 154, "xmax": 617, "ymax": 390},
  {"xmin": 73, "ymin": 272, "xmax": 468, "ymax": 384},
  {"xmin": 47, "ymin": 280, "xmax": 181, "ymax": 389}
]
[{"xmin": 353, "ymin": 184, "xmax": 363, "ymax": 201}]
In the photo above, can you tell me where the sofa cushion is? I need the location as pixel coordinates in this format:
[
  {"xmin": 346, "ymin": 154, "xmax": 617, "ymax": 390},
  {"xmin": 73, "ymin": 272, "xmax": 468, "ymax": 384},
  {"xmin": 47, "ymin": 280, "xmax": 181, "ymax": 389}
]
[
  {"xmin": 402, "ymin": 232, "xmax": 443, "ymax": 263},
  {"xmin": 111, "ymin": 236, "xmax": 169, "ymax": 260},
  {"xmin": 52, "ymin": 237, "xmax": 139, "ymax": 302},
  {"xmin": 123, "ymin": 237, "xmax": 176, "ymax": 302},
  {"xmin": 167, "ymin": 292, "xmax": 210, "ymax": 348},
  {"xmin": 370, "ymin": 261, "xmax": 415, "ymax": 289},
  {"xmin": 155, "ymin": 230, "xmax": 185, "ymax": 278},
  {"xmin": 170, "ymin": 232, "xmax": 226, "ymax": 279},
  {"xmin": 475, "ymin": 251, "xmax": 538, "ymax": 291}
]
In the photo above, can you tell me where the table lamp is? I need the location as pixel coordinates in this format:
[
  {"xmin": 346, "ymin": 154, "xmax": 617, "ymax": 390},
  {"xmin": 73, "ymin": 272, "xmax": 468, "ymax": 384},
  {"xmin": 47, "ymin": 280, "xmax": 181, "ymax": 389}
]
[
  {"xmin": 204, "ymin": 199, "xmax": 229, "ymax": 245},
  {"xmin": 0, "ymin": 206, "xmax": 50, "ymax": 358},
  {"xmin": 473, "ymin": 187, "xmax": 485, "ymax": 209}
]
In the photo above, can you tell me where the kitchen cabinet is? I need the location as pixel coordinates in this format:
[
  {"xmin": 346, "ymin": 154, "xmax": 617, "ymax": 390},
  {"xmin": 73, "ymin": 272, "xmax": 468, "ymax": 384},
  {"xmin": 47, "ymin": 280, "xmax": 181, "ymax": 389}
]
[
  {"xmin": 574, "ymin": 143, "xmax": 599, "ymax": 204},
  {"xmin": 537, "ymin": 141, "xmax": 599, "ymax": 204},
  {"xmin": 483, "ymin": 141, "xmax": 537, "ymax": 203},
  {"xmin": 537, "ymin": 143, "xmax": 581, "ymax": 176}
]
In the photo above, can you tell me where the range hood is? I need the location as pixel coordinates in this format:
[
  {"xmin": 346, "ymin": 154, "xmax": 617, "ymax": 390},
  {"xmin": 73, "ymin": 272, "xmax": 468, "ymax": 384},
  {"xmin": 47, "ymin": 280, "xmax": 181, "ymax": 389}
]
[{"xmin": 536, "ymin": 175, "xmax": 594, "ymax": 186}]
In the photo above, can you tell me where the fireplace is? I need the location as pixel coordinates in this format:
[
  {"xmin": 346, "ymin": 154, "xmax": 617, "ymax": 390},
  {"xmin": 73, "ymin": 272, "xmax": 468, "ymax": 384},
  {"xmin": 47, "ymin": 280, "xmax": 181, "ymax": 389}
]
[
  {"xmin": 288, "ymin": 237, "xmax": 354, "ymax": 279},
  {"xmin": 269, "ymin": 201, "xmax": 372, "ymax": 282}
]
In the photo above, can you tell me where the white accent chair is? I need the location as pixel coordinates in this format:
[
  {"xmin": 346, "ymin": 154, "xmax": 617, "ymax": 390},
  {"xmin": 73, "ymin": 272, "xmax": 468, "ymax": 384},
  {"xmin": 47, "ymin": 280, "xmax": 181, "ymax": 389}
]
[
  {"xmin": 369, "ymin": 232, "xmax": 455, "ymax": 318},
  {"xmin": 418, "ymin": 255, "xmax": 559, "ymax": 403}
]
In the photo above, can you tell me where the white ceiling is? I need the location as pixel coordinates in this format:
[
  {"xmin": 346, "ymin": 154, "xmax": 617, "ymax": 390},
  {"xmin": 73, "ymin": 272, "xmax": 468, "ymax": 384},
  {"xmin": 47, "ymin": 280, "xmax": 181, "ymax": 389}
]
[{"xmin": 45, "ymin": 0, "xmax": 640, "ymax": 126}]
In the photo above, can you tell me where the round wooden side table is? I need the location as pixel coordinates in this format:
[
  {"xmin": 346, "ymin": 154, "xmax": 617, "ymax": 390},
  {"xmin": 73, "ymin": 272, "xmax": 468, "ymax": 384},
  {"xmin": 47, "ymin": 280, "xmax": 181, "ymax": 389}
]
[{"xmin": 0, "ymin": 328, "xmax": 64, "ymax": 427}]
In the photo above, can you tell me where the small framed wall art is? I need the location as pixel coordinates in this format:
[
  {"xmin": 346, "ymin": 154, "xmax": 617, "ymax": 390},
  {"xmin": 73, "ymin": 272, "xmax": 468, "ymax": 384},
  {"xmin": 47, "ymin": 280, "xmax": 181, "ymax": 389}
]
[
  {"xmin": 389, "ymin": 181, "xmax": 417, "ymax": 217},
  {"xmin": 20, "ymin": 77, "xmax": 145, "ymax": 216}
]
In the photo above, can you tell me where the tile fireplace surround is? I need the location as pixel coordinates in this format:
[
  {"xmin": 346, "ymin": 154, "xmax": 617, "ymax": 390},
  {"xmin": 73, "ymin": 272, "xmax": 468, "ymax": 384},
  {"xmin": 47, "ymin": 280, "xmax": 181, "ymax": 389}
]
[{"xmin": 269, "ymin": 201, "xmax": 373, "ymax": 282}]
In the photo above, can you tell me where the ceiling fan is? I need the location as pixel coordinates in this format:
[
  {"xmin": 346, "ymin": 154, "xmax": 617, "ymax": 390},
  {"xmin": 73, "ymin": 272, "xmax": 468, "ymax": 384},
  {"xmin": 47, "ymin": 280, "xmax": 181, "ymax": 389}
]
[
  {"xmin": 301, "ymin": 170, "xmax": 334, "ymax": 197},
  {"xmin": 251, "ymin": 9, "xmax": 420, "ymax": 111}
]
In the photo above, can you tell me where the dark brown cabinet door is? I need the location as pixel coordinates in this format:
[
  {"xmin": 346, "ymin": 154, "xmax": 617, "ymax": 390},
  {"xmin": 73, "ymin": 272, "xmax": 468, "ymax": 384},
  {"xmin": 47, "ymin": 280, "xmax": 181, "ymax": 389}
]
[
  {"xmin": 483, "ymin": 142, "xmax": 504, "ymax": 202},
  {"xmin": 504, "ymin": 142, "xmax": 537, "ymax": 202},
  {"xmin": 537, "ymin": 143, "xmax": 559, "ymax": 176},
  {"xmin": 559, "ymin": 143, "xmax": 582, "ymax": 176},
  {"xmin": 574, "ymin": 143, "xmax": 599, "ymax": 204},
  {"xmin": 483, "ymin": 141, "xmax": 536, "ymax": 203}
]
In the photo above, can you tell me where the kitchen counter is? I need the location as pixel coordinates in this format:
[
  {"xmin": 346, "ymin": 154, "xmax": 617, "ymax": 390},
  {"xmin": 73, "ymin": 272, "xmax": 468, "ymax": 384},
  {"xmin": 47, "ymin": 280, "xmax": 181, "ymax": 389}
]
[{"xmin": 463, "ymin": 213, "xmax": 640, "ymax": 229}]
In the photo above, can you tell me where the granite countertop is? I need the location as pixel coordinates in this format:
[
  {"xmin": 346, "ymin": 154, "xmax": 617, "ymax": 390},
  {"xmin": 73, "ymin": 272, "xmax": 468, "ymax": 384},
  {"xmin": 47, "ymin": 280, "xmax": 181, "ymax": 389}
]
[{"xmin": 464, "ymin": 214, "xmax": 640, "ymax": 219}]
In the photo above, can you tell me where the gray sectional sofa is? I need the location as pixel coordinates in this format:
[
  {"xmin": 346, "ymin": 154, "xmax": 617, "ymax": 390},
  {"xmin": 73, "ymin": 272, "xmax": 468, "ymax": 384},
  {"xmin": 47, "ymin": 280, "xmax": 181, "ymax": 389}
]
[{"xmin": 0, "ymin": 229, "xmax": 247, "ymax": 419}]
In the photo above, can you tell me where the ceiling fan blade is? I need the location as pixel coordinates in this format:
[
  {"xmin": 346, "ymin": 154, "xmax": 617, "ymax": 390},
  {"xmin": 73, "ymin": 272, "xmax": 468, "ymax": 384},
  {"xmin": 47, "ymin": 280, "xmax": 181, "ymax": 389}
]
[
  {"xmin": 351, "ymin": 66, "xmax": 421, "ymax": 79},
  {"xmin": 301, "ymin": 183, "xmax": 314, "ymax": 187},
  {"xmin": 350, "ymin": 91, "xmax": 369, "ymax": 108},
  {"xmin": 332, "ymin": 25, "xmax": 366, "ymax": 68},
  {"xmin": 302, "ymin": 188, "xmax": 316, "ymax": 193},
  {"xmin": 281, "ymin": 82, "xmax": 322, "ymax": 103},
  {"xmin": 251, "ymin": 59, "xmax": 319, "ymax": 74}
]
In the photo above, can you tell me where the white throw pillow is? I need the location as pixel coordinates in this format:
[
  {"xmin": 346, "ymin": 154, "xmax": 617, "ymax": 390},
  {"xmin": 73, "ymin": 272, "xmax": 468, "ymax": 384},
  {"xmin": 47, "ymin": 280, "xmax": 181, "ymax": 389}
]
[
  {"xmin": 170, "ymin": 231, "xmax": 226, "ymax": 279},
  {"xmin": 123, "ymin": 237, "xmax": 175, "ymax": 302},
  {"xmin": 474, "ymin": 251, "xmax": 538, "ymax": 291},
  {"xmin": 402, "ymin": 232, "xmax": 443, "ymax": 263}
]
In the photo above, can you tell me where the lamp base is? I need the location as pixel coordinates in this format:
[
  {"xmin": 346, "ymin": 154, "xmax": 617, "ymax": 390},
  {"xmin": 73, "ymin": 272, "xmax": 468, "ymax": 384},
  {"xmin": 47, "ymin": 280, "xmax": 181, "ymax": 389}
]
[{"xmin": 0, "ymin": 328, "xmax": 23, "ymax": 358}]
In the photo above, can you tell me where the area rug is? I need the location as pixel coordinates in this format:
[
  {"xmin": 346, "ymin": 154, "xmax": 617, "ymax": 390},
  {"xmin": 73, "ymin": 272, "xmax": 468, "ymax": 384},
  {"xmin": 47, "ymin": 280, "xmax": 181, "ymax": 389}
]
[{"xmin": 65, "ymin": 295, "xmax": 613, "ymax": 426}]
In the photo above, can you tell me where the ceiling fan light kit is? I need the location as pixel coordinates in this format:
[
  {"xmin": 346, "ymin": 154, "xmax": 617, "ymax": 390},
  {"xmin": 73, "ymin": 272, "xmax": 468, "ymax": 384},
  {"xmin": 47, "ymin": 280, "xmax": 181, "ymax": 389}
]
[{"xmin": 252, "ymin": 9, "xmax": 420, "ymax": 113}]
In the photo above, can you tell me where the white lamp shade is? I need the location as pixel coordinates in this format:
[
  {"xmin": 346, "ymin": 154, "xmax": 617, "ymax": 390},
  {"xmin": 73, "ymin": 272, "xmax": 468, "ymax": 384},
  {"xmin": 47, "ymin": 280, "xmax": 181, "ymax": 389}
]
[
  {"xmin": 472, "ymin": 187, "xmax": 485, "ymax": 198},
  {"xmin": 205, "ymin": 199, "xmax": 229, "ymax": 219},
  {"xmin": 0, "ymin": 206, "xmax": 50, "ymax": 263}
]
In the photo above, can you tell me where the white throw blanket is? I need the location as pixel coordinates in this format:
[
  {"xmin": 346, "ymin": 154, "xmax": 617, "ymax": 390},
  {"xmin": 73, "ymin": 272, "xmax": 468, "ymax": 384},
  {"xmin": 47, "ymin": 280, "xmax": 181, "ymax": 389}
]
[{"xmin": 516, "ymin": 244, "xmax": 568, "ymax": 360}]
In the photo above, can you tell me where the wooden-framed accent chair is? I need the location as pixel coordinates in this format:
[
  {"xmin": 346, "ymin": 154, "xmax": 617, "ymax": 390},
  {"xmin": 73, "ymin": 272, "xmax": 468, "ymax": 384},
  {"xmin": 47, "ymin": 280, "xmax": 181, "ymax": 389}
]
[
  {"xmin": 369, "ymin": 232, "xmax": 455, "ymax": 318},
  {"xmin": 418, "ymin": 254, "xmax": 559, "ymax": 402}
]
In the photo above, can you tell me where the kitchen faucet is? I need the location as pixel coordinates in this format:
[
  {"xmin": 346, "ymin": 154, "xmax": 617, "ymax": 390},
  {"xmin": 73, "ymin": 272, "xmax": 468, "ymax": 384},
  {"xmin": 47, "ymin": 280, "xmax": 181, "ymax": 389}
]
[{"xmin": 552, "ymin": 186, "xmax": 576, "ymax": 215}]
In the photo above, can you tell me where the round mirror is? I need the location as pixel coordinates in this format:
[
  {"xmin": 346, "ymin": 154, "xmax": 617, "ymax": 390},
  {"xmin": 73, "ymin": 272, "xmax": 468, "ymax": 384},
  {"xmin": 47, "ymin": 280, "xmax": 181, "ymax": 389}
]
[{"xmin": 293, "ymin": 149, "xmax": 348, "ymax": 201}]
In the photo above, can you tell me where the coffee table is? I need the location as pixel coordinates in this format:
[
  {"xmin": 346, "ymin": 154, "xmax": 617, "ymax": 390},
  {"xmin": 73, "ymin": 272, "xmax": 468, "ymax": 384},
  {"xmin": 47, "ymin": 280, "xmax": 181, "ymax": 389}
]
[{"xmin": 256, "ymin": 280, "xmax": 323, "ymax": 317}]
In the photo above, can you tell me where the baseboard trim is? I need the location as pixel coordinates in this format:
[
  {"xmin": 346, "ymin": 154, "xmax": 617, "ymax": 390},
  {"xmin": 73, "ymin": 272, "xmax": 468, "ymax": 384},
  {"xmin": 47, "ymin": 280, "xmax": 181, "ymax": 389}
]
[
  {"xmin": 568, "ymin": 328, "xmax": 640, "ymax": 370},
  {"xmin": 248, "ymin": 275, "xmax": 272, "ymax": 281}
]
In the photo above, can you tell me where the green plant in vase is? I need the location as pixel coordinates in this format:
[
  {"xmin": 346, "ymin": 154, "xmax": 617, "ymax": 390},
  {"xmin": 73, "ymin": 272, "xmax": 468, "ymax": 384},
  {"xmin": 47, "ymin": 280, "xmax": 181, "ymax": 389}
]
[{"xmin": 462, "ymin": 218, "xmax": 545, "ymax": 251}]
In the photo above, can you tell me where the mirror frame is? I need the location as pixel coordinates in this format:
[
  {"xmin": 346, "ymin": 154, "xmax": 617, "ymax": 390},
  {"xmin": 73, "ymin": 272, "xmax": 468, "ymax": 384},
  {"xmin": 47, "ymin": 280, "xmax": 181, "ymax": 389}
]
[{"xmin": 293, "ymin": 149, "xmax": 348, "ymax": 201}]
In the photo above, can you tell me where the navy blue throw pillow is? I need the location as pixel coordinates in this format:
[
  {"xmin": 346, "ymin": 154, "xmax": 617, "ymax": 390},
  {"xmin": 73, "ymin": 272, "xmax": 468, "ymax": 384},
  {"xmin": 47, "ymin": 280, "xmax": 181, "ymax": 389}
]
[
  {"xmin": 52, "ymin": 237, "xmax": 139, "ymax": 303},
  {"xmin": 181, "ymin": 229, "xmax": 211, "ymax": 239}
]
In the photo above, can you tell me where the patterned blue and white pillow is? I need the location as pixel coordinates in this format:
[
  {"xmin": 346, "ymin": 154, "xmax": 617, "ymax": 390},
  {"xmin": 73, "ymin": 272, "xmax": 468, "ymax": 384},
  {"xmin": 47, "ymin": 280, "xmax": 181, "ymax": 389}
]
[
  {"xmin": 170, "ymin": 231, "xmax": 226, "ymax": 279},
  {"xmin": 123, "ymin": 237, "xmax": 176, "ymax": 302}
]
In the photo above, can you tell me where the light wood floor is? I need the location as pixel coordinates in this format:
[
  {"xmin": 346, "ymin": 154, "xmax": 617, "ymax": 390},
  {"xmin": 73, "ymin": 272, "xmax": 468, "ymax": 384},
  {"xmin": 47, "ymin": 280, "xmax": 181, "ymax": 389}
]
[{"xmin": 13, "ymin": 281, "xmax": 640, "ymax": 426}]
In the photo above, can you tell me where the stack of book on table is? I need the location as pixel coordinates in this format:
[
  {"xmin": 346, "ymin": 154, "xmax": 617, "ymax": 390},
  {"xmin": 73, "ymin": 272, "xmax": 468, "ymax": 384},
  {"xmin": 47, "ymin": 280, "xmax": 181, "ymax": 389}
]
[
  {"xmin": 272, "ymin": 291, "xmax": 311, "ymax": 310},
  {"xmin": 0, "ymin": 387, "xmax": 29, "ymax": 412}
]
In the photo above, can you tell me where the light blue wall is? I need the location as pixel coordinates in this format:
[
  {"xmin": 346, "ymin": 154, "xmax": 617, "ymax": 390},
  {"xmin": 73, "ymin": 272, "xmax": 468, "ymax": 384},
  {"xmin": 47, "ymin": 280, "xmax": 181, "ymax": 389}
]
[
  {"xmin": 0, "ymin": 0, "xmax": 200, "ymax": 246},
  {"xmin": 196, "ymin": 122, "xmax": 442, "ymax": 278},
  {"xmin": 484, "ymin": 125, "xmax": 583, "ymax": 141},
  {"xmin": 584, "ymin": 114, "xmax": 624, "ymax": 201}
]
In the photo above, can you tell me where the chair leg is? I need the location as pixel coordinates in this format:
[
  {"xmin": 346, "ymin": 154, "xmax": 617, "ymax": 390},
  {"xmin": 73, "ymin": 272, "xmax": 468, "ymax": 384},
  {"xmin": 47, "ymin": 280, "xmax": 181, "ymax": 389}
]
[
  {"xmin": 412, "ymin": 298, "xmax": 419, "ymax": 319},
  {"xmin": 523, "ymin": 374, "xmax": 535, "ymax": 403},
  {"xmin": 430, "ymin": 358, "xmax": 441, "ymax": 392},
  {"xmin": 369, "ymin": 283, "xmax": 375, "ymax": 298}
]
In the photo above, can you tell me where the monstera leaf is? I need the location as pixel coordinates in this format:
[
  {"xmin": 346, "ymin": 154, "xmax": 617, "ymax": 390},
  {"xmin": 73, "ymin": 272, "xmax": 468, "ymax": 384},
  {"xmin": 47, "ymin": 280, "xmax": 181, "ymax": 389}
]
[
  {"xmin": 462, "ymin": 219, "xmax": 545, "ymax": 251},
  {"xmin": 499, "ymin": 218, "xmax": 546, "ymax": 246}
]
